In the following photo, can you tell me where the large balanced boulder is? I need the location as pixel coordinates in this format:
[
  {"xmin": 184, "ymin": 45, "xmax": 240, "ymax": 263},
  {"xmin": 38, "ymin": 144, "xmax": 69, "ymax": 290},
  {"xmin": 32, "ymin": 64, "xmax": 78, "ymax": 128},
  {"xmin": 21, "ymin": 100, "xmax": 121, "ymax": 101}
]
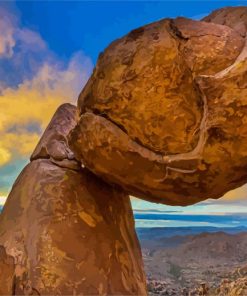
[
  {"xmin": 0, "ymin": 104, "xmax": 147, "ymax": 295},
  {"xmin": 69, "ymin": 7, "xmax": 247, "ymax": 206}
]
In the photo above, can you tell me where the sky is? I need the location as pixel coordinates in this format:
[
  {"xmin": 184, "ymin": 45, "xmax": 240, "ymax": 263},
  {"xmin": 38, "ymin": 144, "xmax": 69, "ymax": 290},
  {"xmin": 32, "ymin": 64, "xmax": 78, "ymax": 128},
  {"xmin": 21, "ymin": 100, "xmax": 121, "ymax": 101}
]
[{"xmin": 1, "ymin": 1, "xmax": 247, "ymax": 219}]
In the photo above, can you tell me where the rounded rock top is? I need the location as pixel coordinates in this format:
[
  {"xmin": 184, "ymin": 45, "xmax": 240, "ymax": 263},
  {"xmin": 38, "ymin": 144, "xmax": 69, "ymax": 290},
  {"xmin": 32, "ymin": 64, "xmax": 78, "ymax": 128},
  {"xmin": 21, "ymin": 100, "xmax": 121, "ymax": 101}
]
[{"xmin": 69, "ymin": 7, "xmax": 247, "ymax": 206}]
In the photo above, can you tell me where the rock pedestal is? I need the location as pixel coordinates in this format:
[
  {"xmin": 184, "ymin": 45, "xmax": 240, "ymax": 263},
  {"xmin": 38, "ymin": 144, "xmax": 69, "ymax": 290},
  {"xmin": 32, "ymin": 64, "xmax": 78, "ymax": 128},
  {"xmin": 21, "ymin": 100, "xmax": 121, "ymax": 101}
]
[{"xmin": 0, "ymin": 104, "xmax": 147, "ymax": 295}]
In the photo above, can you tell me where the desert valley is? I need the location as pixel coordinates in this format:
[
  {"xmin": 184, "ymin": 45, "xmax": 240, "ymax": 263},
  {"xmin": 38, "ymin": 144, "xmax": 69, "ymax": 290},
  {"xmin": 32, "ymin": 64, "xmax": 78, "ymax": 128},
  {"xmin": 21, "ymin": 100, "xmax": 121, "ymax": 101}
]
[{"xmin": 138, "ymin": 227, "xmax": 247, "ymax": 295}]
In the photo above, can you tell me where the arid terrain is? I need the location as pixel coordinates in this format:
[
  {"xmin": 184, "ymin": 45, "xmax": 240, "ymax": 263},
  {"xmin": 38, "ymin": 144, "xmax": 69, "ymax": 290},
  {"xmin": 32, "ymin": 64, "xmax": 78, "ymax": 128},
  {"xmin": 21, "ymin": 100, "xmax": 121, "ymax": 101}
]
[{"xmin": 138, "ymin": 228, "xmax": 247, "ymax": 295}]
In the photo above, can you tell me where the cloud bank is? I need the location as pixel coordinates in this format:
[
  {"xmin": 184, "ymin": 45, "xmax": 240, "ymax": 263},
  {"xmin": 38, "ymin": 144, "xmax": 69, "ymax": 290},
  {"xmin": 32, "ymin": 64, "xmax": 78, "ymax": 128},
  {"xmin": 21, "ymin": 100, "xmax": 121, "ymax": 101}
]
[{"xmin": 0, "ymin": 6, "xmax": 93, "ymax": 196}]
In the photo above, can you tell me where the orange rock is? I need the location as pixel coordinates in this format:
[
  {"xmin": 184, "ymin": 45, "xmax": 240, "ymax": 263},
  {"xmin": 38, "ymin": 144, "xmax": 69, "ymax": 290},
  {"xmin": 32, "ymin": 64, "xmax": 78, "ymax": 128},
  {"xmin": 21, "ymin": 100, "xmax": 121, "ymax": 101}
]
[
  {"xmin": 70, "ymin": 8, "xmax": 247, "ymax": 206},
  {"xmin": 0, "ymin": 104, "xmax": 147, "ymax": 295},
  {"xmin": 0, "ymin": 160, "xmax": 146, "ymax": 295},
  {"xmin": 173, "ymin": 17, "xmax": 244, "ymax": 75},
  {"xmin": 31, "ymin": 103, "xmax": 80, "ymax": 170},
  {"xmin": 78, "ymin": 19, "xmax": 203, "ymax": 156},
  {"xmin": 203, "ymin": 6, "xmax": 247, "ymax": 36},
  {"xmin": 0, "ymin": 246, "xmax": 15, "ymax": 295}
]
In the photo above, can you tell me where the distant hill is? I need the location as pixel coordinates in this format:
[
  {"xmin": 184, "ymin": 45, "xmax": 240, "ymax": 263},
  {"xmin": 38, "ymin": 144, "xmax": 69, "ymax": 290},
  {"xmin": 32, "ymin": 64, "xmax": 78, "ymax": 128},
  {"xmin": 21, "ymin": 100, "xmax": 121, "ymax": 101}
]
[
  {"xmin": 163, "ymin": 232, "xmax": 247, "ymax": 263},
  {"xmin": 141, "ymin": 229, "xmax": 247, "ymax": 294},
  {"xmin": 137, "ymin": 226, "xmax": 247, "ymax": 249}
]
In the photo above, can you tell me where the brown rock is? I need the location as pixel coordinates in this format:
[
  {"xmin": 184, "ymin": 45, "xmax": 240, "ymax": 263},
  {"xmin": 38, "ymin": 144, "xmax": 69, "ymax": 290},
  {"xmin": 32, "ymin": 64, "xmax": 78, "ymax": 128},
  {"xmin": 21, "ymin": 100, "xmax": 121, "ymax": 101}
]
[
  {"xmin": 173, "ymin": 17, "xmax": 244, "ymax": 75},
  {"xmin": 69, "ymin": 9, "xmax": 247, "ymax": 205},
  {"xmin": 0, "ymin": 104, "xmax": 147, "ymax": 295},
  {"xmin": 78, "ymin": 19, "xmax": 203, "ymax": 157},
  {"xmin": 77, "ymin": 18, "xmax": 243, "ymax": 156},
  {"xmin": 0, "ymin": 160, "xmax": 146, "ymax": 295},
  {"xmin": 31, "ymin": 103, "xmax": 80, "ymax": 170},
  {"xmin": 203, "ymin": 6, "xmax": 247, "ymax": 36},
  {"xmin": 0, "ymin": 246, "xmax": 15, "ymax": 295}
]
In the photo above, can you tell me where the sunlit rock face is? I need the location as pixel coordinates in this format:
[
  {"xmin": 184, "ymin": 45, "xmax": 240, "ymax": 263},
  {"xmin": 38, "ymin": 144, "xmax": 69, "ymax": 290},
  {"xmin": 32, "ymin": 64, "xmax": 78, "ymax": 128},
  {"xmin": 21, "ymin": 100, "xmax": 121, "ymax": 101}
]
[
  {"xmin": 31, "ymin": 103, "xmax": 80, "ymax": 170},
  {"xmin": 0, "ymin": 104, "xmax": 147, "ymax": 295},
  {"xmin": 203, "ymin": 6, "xmax": 247, "ymax": 37},
  {"xmin": 70, "ymin": 7, "xmax": 247, "ymax": 206}
]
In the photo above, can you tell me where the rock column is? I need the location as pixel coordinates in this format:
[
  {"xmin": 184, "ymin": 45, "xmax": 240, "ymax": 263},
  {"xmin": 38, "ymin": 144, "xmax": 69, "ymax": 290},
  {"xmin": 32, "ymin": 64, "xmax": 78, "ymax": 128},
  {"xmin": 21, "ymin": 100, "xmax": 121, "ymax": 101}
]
[{"xmin": 0, "ymin": 104, "xmax": 147, "ymax": 295}]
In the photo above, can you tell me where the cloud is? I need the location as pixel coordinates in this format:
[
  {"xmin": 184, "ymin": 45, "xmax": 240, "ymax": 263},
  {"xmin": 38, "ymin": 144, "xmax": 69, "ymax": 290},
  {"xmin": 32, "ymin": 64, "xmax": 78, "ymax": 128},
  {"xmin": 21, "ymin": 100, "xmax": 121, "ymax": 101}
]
[
  {"xmin": 17, "ymin": 27, "xmax": 47, "ymax": 51},
  {"xmin": 0, "ymin": 8, "xmax": 16, "ymax": 58},
  {"xmin": 0, "ymin": 52, "xmax": 92, "ymax": 166},
  {"xmin": 199, "ymin": 184, "xmax": 247, "ymax": 205},
  {"xmin": 0, "ymin": 7, "xmax": 46, "ymax": 61},
  {"xmin": 0, "ymin": 147, "xmax": 11, "ymax": 166},
  {"xmin": 131, "ymin": 183, "xmax": 247, "ymax": 214},
  {"xmin": 0, "ymin": 196, "xmax": 7, "ymax": 206},
  {"xmin": 222, "ymin": 184, "xmax": 247, "ymax": 201},
  {"xmin": 0, "ymin": 7, "xmax": 93, "ymax": 170}
]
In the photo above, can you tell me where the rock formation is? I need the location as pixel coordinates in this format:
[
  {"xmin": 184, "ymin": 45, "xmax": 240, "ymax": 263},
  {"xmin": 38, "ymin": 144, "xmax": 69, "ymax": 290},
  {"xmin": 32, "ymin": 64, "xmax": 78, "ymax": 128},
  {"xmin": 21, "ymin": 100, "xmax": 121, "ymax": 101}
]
[
  {"xmin": 1, "ymin": 6, "xmax": 247, "ymax": 295},
  {"xmin": 69, "ymin": 7, "xmax": 247, "ymax": 206},
  {"xmin": 0, "ymin": 104, "xmax": 146, "ymax": 295}
]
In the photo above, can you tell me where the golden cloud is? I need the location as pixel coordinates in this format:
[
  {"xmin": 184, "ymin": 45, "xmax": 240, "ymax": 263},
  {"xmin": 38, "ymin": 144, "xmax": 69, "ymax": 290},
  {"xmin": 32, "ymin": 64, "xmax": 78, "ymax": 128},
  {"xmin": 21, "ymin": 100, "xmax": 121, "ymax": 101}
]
[
  {"xmin": 0, "ymin": 196, "xmax": 7, "ymax": 205},
  {"xmin": 221, "ymin": 184, "xmax": 247, "ymax": 201},
  {"xmin": 0, "ymin": 53, "xmax": 92, "ymax": 166},
  {"xmin": 0, "ymin": 146, "xmax": 11, "ymax": 166}
]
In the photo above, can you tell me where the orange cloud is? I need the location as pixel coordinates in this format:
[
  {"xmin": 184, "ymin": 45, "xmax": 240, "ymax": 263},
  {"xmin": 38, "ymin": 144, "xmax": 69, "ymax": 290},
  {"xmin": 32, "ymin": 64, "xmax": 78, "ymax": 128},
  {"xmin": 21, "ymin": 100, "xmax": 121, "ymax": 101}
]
[
  {"xmin": 0, "ymin": 52, "xmax": 92, "ymax": 166},
  {"xmin": 0, "ymin": 146, "xmax": 11, "ymax": 166},
  {"xmin": 0, "ymin": 6, "xmax": 93, "ymax": 204},
  {"xmin": 220, "ymin": 184, "xmax": 247, "ymax": 202}
]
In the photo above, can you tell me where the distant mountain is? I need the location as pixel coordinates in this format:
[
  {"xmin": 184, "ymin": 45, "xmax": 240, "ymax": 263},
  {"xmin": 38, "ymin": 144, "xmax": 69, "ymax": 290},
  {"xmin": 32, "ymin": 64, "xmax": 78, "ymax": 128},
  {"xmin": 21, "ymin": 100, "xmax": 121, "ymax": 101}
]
[
  {"xmin": 164, "ymin": 232, "xmax": 247, "ymax": 263},
  {"xmin": 136, "ymin": 226, "xmax": 247, "ymax": 248},
  {"xmin": 141, "ymin": 230, "xmax": 247, "ymax": 295}
]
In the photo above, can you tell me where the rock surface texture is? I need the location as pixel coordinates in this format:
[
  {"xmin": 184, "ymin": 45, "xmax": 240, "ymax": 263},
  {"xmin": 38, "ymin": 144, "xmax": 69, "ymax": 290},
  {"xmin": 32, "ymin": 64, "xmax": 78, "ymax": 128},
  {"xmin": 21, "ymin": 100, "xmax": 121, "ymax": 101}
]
[
  {"xmin": 70, "ymin": 7, "xmax": 247, "ymax": 206},
  {"xmin": 0, "ymin": 246, "xmax": 15, "ymax": 295},
  {"xmin": 0, "ymin": 104, "xmax": 147, "ymax": 295}
]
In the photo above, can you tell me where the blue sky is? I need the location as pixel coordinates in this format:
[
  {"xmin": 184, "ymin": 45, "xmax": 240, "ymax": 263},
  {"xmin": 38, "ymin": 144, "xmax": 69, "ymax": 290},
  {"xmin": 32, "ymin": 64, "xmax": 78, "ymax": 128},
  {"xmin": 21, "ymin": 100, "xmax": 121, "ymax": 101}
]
[
  {"xmin": 1, "ymin": 1, "xmax": 247, "ymax": 217},
  {"xmin": 13, "ymin": 1, "xmax": 247, "ymax": 63}
]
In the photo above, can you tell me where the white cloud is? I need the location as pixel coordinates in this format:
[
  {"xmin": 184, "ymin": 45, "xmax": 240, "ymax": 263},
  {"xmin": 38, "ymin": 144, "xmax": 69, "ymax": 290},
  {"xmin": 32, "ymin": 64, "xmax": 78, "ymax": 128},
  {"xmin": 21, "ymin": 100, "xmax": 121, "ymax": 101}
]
[
  {"xmin": 0, "ymin": 9, "xmax": 16, "ymax": 58},
  {"xmin": 0, "ymin": 51, "xmax": 92, "ymax": 165},
  {"xmin": 17, "ymin": 27, "xmax": 47, "ymax": 51},
  {"xmin": 0, "ymin": 7, "xmax": 47, "ymax": 59},
  {"xmin": 0, "ymin": 7, "xmax": 93, "ymax": 168},
  {"xmin": 0, "ymin": 196, "xmax": 7, "ymax": 205}
]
